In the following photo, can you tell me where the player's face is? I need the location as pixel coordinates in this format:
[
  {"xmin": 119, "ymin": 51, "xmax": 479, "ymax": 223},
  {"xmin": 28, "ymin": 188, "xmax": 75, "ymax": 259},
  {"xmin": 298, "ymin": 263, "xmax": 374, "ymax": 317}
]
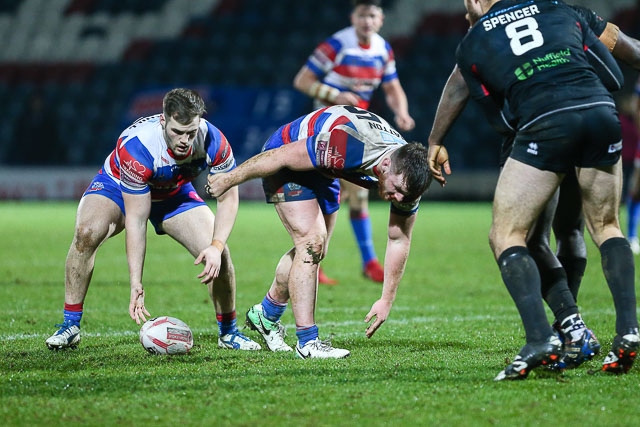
[
  {"xmin": 463, "ymin": 0, "xmax": 483, "ymax": 25},
  {"xmin": 378, "ymin": 169, "xmax": 409, "ymax": 203},
  {"xmin": 160, "ymin": 114, "xmax": 200, "ymax": 158},
  {"xmin": 351, "ymin": 5, "xmax": 384, "ymax": 43}
]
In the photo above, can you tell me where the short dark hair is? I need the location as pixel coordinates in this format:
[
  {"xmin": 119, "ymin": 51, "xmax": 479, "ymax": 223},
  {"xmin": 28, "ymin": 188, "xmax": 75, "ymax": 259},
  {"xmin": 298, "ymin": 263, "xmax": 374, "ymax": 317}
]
[
  {"xmin": 163, "ymin": 88, "xmax": 206, "ymax": 125},
  {"xmin": 390, "ymin": 142, "xmax": 432, "ymax": 201},
  {"xmin": 352, "ymin": 0, "xmax": 382, "ymax": 8}
]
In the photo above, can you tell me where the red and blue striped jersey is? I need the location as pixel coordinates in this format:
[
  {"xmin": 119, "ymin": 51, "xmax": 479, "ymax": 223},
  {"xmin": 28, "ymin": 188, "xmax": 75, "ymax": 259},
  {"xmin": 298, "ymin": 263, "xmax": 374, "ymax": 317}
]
[
  {"xmin": 306, "ymin": 26, "xmax": 398, "ymax": 109},
  {"xmin": 102, "ymin": 115, "xmax": 235, "ymax": 200}
]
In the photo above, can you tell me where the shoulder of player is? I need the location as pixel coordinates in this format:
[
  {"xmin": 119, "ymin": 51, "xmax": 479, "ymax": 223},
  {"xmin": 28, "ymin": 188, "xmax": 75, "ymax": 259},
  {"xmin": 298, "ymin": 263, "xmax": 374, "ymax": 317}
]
[
  {"xmin": 119, "ymin": 117, "xmax": 161, "ymax": 149},
  {"xmin": 333, "ymin": 26, "xmax": 355, "ymax": 39},
  {"xmin": 199, "ymin": 118, "xmax": 224, "ymax": 141},
  {"xmin": 371, "ymin": 32, "xmax": 391, "ymax": 51}
]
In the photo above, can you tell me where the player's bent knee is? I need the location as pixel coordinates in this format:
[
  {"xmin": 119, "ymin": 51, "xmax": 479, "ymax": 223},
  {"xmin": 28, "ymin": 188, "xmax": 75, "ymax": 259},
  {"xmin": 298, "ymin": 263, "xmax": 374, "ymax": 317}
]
[{"xmin": 73, "ymin": 223, "xmax": 110, "ymax": 252}]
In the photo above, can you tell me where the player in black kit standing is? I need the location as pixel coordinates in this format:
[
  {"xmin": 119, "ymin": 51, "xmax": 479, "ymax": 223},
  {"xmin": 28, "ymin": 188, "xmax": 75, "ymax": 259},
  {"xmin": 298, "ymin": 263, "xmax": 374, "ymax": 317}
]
[{"xmin": 456, "ymin": 0, "xmax": 639, "ymax": 380}]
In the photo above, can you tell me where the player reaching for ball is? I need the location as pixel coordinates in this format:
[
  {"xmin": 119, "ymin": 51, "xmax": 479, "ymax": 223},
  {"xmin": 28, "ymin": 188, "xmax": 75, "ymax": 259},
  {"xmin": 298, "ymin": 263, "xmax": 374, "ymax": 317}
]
[
  {"xmin": 206, "ymin": 105, "xmax": 431, "ymax": 358},
  {"xmin": 293, "ymin": 0, "xmax": 415, "ymax": 285},
  {"xmin": 45, "ymin": 88, "xmax": 261, "ymax": 352}
]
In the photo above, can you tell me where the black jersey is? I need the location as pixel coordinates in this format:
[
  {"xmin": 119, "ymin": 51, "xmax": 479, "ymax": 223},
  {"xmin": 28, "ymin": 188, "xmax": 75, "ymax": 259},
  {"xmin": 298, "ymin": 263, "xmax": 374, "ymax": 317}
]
[
  {"xmin": 572, "ymin": 5, "xmax": 607, "ymax": 37},
  {"xmin": 457, "ymin": 0, "xmax": 617, "ymax": 131}
]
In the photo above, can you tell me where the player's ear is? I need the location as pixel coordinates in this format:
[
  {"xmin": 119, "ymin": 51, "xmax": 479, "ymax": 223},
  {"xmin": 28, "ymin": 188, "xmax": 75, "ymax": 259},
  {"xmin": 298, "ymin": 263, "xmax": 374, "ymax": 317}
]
[
  {"xmin": 380, "ymin": 156, "xmax": 391, "ymax": 172},
  {"xmin": 159, "ymin": 114, "xmax": 165, "ymax": 128}
]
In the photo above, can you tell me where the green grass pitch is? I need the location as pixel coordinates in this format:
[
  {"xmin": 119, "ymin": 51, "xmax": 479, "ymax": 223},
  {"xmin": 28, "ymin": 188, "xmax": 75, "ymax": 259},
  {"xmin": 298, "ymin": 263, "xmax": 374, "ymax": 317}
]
[{"xmin": 0, "ymin": 200, "xmax": 637, "ymax": 426}]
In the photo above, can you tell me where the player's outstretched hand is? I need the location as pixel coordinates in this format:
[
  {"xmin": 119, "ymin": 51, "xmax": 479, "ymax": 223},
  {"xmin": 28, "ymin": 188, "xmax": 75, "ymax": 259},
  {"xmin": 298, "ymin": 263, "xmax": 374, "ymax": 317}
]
[
  {"xmin": 129, "ymin": 285, "xmax": 150, "ymax": 325},
  {"xmin": 364, "ymin": 298, "xmax": 393, "ymax": 338},
  {"xmin": 194, "ymin": 245, "xmax": 222, "ymax": 284},
  {"xmin": 427, "ymin": 144, "xmax": 451, "ymax": 186}
]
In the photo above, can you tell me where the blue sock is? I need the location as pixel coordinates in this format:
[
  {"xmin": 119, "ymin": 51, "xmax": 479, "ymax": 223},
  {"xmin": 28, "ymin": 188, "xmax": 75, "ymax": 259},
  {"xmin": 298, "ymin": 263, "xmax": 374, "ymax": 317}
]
[
  {"xmin": 216, "ymin": 311, "xmax": 237, "ymax": 336},
  {"xmin": 296, "ymin": 324, "xmax": 319, "ymax": 347},
  {"xmin": 627, "ymin": 196, "xmax": 640, "ymax": 239},
  {"xmin": 63, "ymin": 303, "xmax": 83, "ymax": 326},
  {"xmin": 261, "ymin": 292, "xmax": 287, "ymax": 322},
  {"xmin": 350, "ymin": 212, "xmax": 376, "ymax": 267}
]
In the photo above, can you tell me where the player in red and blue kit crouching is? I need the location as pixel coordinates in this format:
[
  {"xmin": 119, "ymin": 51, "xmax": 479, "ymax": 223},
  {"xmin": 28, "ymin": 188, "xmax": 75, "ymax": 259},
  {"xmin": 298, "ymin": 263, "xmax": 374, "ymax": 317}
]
[{"xmin": 46, "ymin": 88, "xmax": 260, "ymax": 352}]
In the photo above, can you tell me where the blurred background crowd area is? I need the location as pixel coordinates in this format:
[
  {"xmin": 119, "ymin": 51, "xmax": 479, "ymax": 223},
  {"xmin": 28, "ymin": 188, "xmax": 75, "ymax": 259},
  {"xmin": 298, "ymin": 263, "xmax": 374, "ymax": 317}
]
[{"xmin": 2, "ymin": 0, "xmax": 640, "ymax": 171}]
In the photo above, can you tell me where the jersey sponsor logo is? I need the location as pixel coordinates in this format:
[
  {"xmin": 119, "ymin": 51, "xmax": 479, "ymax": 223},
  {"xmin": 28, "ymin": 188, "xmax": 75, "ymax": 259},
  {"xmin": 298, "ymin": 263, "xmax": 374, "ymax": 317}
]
[
  {"xmin": 170, "ymin": 163, "xmax": 202, "ymax": 181},
  {"xmin": 482, "ymin": 5, "xmax": 540, "ymax": 31},
  {"xmin": 121, "ymin": 159, "xmax": 148, "ymax": 183},
  {"xmin": 86, "ymin": 181, "xmax": 105, "ymax": 192},
  {"xmin": 210, "ymin": 156, "xmax": 234, "ymax": 172},
  {"xmin": 532, "ymin": 49, "xmax": 571, "ymax": 69},
  {"xmin": 514, "ymin": 49, "xmax": 571, "ymax": 80},
  {"xmin": 317, "ymin": 139, "xmax": 346, "ymax": 169},
  {"xmin": 527, "ymin": 142, "xmax": 539, "ymax": 156},
  {"xmin": 285, "ymin": 183, "xmax": 303, "ymax": 198},
  {"xmin": 515, "ymin": 63, "xmax": 534, "ymax": 80}
]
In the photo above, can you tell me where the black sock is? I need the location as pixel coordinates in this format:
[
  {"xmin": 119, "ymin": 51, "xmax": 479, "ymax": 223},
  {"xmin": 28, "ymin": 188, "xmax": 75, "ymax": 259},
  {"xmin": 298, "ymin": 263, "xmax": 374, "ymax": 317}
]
[
  {"xmin": 539, "ymin": 266, "xmax": 578, "ymax": 323},
  {"xmin": 498, "ymin": 246, "xmax": 553, "ymax": 343},
  {"xmin": 600, "ymin": 237, "xmax": 639, "ymax": 335},
  {"xmin": 556, "ymin": 255, "xmax": 587, "ymax": 303}
]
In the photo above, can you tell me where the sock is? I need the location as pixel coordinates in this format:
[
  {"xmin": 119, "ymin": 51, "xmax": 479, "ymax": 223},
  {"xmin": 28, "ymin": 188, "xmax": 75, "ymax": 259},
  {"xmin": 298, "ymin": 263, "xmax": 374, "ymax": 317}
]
[
  {"xmin": 63, "ymin": 303, "xmax": 83, "ymax": 326},
  {"xmin": 498, "ymin": 246, "xmax": 554, "ymax": 343},
  {"xmin": 216, "ymin": 311, "xmax": 237, "ymax": 336},
  {"xmin": 261, "ymin": 292, "xmax": 287, "ymax": 322},
  {"xmin": 600, "ymin": 237, "xmax": 639, "ymax": 335},
  {"xmin": 296, "ymin": 324, "xmax": 319, "ymax": 347},
  {"xmin": 627, "ymin": 196, "xmax": 640, "ymax": 239},
  {"xmin": 556, "ymin": 256, "xmax": 587, "ymax": 303},
  {"xmin": 539, "ymin": 266, "xmax": 578, "ymax": 323},
  {"xmin": 559, "ymin": 313, "xmax": 587, "ymax": 342},
  {"xmin": 350, "ymin": 211, "xmax": 376, "ymax": 267}
]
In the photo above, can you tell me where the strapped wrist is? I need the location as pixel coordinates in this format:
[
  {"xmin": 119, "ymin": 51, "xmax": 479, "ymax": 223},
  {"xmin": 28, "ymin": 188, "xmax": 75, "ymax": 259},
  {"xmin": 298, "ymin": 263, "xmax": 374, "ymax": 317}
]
[
  {"xmin": 601, "ymin": 22, "xmax": 620, "ymax": 52},
  {"xmin": 309, "ymin": 81, "xmax": 339, "ymax": 104},
  {"xmin": 211, "ymin": 239, "xmax": 225, "ymax": 252}
]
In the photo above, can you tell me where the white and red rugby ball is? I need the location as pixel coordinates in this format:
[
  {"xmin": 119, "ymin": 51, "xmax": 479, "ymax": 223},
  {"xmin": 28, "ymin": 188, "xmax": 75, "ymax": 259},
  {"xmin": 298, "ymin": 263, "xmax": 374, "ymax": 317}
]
[{"xmin": 140, "ymin": 316, "xmax": 193, "ymax": 355}]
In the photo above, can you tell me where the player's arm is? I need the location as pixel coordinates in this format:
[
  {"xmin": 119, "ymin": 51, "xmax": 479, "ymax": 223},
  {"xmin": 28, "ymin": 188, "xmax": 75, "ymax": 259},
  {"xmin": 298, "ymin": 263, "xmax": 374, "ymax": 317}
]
[
  {"xmin": 583, "ymin": 22, "xmax": 624, "ymax": 91},
  {"xmin": 427, "ymin": 65, "xmax": 469, "ymax": 185},
  {"xmin": 123, "ymin": 190, "xmax": 152, "ymax": 324},
  {"xmin": 610, "ymin": 27, "xmax": 640, "ymax": 70},
  {"xmin": 293, "ymin": 65, "xmax": 361, "ymax": 106},
  {"xmin": 195, "ymin": 184, "xmax": 239, "ymax": 283},
  {"xmin": 206, "ymin": 139, "xmax": 313, "ymax": 198},
  {"xmin": 364, "ymin": 210, "xmax": 416, "ymax": 338},
  {"xmin": 381, "ymin": 79, "xmax": 415, "ymax": 131},
  {"xmin": 577, "ymin": 4, "xmax": 640, "ymax": 71}
]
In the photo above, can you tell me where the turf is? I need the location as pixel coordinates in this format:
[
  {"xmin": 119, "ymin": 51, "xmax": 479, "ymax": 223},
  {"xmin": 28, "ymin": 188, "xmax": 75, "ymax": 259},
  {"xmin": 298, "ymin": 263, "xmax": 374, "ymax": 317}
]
[{"xmin": 0, "ymin": 201, "xmax": 637, "ymax": 426}]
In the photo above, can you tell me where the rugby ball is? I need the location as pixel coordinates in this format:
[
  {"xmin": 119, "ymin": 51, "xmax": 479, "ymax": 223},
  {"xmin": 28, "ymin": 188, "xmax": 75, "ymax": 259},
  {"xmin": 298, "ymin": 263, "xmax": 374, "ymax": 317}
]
[{"xmin": 140, "ymin": 316, "xmax": 193, "ymax": 355}]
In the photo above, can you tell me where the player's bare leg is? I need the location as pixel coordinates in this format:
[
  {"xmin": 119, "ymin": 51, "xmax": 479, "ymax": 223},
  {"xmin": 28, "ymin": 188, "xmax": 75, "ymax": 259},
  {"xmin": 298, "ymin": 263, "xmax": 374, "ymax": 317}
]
[
  {"xmin": 47, "ymin": 194, "xmax": 124, "ymax": 349},
  {"xmin": 275, "ymin": 200, "xmax": 327, "ymax": 326},
  {"xmin": 577, "ymin": 160, "xmax": 639, "ymax": 373},
  {"xmin": 163, "ymin": 206, "xmax": 260, "ymax": 350},
  {"xmin": 527, "ymin": 181, "xmax": 598, "ymax": 370},
  {"xmin": 274, "ymin": 200, "xmax": 348, "ymax": 358},
  {"xmin": 491, "ymin": 159, "xmax": 564, "ymax": 380}
]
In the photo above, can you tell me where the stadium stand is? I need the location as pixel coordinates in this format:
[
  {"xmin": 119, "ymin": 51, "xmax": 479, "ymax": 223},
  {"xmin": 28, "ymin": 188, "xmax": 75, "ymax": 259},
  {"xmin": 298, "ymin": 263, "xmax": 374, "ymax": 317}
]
[{"xmin": 1, "ymin": 0, "xmax": 638, "ymax": 175}]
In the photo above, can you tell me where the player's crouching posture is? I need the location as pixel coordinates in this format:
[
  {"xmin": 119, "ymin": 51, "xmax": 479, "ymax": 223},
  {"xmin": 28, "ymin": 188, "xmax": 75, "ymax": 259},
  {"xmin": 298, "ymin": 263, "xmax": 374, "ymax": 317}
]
[
  {"xmin": 46, "ymin": 88, "xmax": 260, "ymax": 351},
  {"xmin": 206, "ymin": 105, "xmax": 431, "ymax": 358}
]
